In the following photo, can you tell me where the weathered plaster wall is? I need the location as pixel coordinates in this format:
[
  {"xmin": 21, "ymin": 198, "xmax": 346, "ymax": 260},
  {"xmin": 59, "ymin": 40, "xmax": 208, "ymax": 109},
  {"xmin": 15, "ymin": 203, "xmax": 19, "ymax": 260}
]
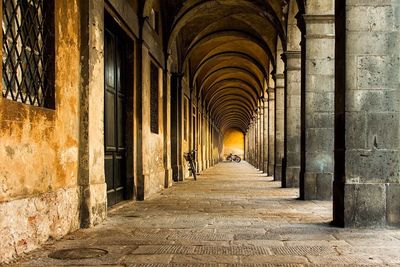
[{"xmin": 0, "ymin": 0, "xmax": 81, "ymax": 262}]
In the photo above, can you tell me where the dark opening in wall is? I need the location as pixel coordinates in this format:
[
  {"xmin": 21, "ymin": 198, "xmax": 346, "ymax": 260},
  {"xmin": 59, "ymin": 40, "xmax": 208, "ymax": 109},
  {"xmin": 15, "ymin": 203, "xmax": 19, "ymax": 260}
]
[{"xmin": 184, "ymin": 97, "xmax": 188, "ymax": 140}]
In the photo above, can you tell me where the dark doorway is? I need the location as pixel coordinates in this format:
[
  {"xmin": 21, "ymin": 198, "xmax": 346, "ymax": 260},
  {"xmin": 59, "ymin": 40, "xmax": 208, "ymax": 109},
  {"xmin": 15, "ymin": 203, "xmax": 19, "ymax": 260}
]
[
  {"xmin": 104, "ymin": 12, "xmax": 133, "ymax": 207},
  {"xmin": 171, "ymin": 74, "xmax": 181, "ymax": 181}
]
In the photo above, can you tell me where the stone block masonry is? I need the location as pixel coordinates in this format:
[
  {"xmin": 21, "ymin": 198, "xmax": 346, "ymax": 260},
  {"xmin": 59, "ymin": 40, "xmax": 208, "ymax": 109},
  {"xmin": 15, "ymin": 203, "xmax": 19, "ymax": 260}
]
[
  {"xmin": 302, "ymin": 0, "xmax": 335, "ymax": 200},
  {"xmin": 334, "ymin": 0, "xmax": 400, "ymax": 227}
]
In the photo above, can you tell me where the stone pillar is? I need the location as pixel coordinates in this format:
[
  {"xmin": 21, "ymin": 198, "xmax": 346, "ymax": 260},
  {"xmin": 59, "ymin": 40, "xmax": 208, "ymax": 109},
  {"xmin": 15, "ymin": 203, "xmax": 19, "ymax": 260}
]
[
  {"xmin": 302, "ymin": 2, "xmax": 335, "ymax": 200},
  {"xmin": 268, "ymin": 87, "xmax": 275, "ymax": 176},
  {"xmin": 203, "ymin": 112, "xmax": 207, "ymax": 169},
  {"xmin": 333, "ymin": 1, "xmax": 400, "ymax": 227},
  {"xmin": 209, "ymin": 116, "xmax": 212, "ymax": 166},
  {"xmin": 284, "ymin": 51, "xmax": 301, "ymax": 187},
  {"xmin": 78, "ymin": 0, "xmax": 107, "ymax": 227},
  {"xmin": 257, "ymin": 107, "xmax": 262, "ymax": 170},
  {"xmin": 163, "ymin": 64, "xmax": 172, "ymax": 188},
  {"xmin": 275, "ymin": 74, "xmax": 285, "ymax": 181},
  {"xmin": 263, "ymin": 99, "xmax": 269, "ymax": 173},
  {"xmin": 248, "ymin": 122, "xmax": 253, "ymax": 164},
  {"xmin": 252, "ymin": 121, "xmax": 256, "ymax": 165},
  {"xmin": 259, "ymin": 103, "xmax": 264, "ymax": 172},
  {"xmin": 170, "ymin": 73, "xmax": 183, "ymax": 182}
]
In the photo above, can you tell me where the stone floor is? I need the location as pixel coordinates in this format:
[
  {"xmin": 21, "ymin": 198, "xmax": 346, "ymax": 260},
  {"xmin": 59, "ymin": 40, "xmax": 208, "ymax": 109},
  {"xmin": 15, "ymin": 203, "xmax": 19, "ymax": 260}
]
[{"xmin": 4, "ymin": 162, "xmax": 400, "ymax": 267}]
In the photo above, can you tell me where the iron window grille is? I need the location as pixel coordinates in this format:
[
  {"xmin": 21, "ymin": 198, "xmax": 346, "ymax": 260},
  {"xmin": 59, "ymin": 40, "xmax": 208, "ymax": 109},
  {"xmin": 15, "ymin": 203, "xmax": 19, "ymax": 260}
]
[
  {"xmin": 2, "ymin": 0, "xmax": 55, "ymax": 108},
  {"xmin": 150, "ymin": 61, "xmax": 159, "ymax": 134}
]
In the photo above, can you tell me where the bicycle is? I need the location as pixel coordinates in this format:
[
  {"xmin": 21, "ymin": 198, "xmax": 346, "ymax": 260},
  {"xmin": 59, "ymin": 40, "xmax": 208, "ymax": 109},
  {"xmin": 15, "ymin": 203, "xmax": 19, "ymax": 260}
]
[
  {"xmin": 226, "ymin": 153, "xmax": 241, "ymax": 163},
  {"xmin": 183, "ymin": 149, "xmax": 197, "ymax": 180}
]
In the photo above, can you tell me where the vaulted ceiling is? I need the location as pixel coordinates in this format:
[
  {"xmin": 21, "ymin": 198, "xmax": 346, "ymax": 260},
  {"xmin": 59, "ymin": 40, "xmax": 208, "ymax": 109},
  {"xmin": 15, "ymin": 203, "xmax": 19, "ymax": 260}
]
[{"xmin": 163, "ymin": 0, "xmax": 291, "ymax": 133}]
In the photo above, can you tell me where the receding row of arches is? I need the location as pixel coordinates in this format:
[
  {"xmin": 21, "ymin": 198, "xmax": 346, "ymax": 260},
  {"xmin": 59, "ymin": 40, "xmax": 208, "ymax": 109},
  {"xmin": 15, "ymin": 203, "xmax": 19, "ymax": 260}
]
[{"xmin": 1, "ymin": 0, "xmax": 399, "ymax": 262}]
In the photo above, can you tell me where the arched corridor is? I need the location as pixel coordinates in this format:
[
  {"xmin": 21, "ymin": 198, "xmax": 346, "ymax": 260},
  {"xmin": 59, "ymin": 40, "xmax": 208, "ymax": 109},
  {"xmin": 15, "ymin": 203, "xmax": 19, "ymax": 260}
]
[
  {"xmin": 7, "ymin": 163, "xmax": 400, "ymax": 266},
  {"xmin": 1, "ymin": 0, "xmax": 400, "ymax": 264}
]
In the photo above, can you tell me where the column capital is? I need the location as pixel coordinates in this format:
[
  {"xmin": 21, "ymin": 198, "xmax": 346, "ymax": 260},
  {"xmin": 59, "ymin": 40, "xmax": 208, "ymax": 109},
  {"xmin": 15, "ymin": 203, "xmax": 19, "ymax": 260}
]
[
  {"xmin": 275, "ymin": 73, "xmax": 285, "ymax": 80},
  {"xmin": 303, "ymin": 14, "xmax": 335, "ymax": 39},
  {"xmin": 303, "ymin": 14, "xmax": 334, "ymax": 23},
  {"xmin": 267, "ymin": 87, "xmax": 275, "ymax": 101},
  {"xmin": 284, "ymin": 50, "xmax": 301, "ymax": 59},
  {"xmin": 284, "ymin": 50, "xmax": 301, "ymax": 71}
]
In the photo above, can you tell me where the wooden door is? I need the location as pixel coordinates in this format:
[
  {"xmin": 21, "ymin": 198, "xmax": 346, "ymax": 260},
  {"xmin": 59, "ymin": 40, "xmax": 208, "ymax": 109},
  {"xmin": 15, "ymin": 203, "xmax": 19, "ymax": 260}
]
[{"xmin": 104, "ymin": 16, "xmax": 127, "ymax": 207}]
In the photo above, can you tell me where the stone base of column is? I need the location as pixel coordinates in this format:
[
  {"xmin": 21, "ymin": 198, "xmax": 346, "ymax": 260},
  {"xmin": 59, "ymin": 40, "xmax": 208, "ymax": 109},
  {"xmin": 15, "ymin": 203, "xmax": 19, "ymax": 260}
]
[
  {"xmin": 81, "ymin": 182, "xmax": 107, "ymax": 227},
  {"xmin": 164, "ymin": 168, "xmax": 173, "ymax": 188},
  {"xmin": 263, "ymin": 161, "xmax": 269, "ymax": 175},
  {"xmin": 285, "ymin": 166, "xmax": 300, "ymax": 188},
  {"xmin": 172, "ymin": 164, "xmax": 184, "ymax": 182},
  {"xmin": 274, "ymin": 163, "xmax": 282, "ymax": 181},
  {"xmin": 342, "ymin": 183, "xmax": 400, "ymax": 228},
  {"xmin": 303, "ymin": 172, "xmax": 333, "ymax": 200},
  {"xmin": 268, "ymin": 164, "xmax": 275, "ymax": 178},
  {"xmin": 197, "ymin": 161, "xmax": 202, "ymax": 172}
]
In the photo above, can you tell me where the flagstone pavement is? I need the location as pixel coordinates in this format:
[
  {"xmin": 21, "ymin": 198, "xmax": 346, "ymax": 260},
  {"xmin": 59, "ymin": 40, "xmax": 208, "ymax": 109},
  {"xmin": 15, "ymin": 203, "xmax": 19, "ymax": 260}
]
[{"xmin": 4, "ymin": 162, "xmax": 400, "ymax": 267}]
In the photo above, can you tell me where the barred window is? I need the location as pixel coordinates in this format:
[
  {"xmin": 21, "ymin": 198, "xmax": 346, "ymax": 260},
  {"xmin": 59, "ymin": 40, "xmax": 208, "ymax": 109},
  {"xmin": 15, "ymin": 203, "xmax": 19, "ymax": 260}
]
[
  {"xmin": 2, "ymin": 0, "xmax": 55, "ymax": 108},
  {"xmin": 150, "ymin": 61, "xmax": 159, "ymax": 134}
]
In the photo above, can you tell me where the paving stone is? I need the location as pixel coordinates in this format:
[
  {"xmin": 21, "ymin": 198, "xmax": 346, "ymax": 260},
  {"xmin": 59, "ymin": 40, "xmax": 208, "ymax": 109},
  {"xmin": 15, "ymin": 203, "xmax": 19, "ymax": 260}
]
[
  {"xmin": 270, "ymin": 246, "xmax": 333, "ymax": 256},
  {"xmin": 306, "ymin": 255, "xmax": 384, "ymax": 265},
  {"xmin": 122, "ymin": 254, "xmax": 173, "ymax": 264},
  {"xmin": 171, "ymin": 254, "xmax": 239, "ymax": 264},
  {"xmin": 132, "ymin": 245, "xmax": 196, "ymax": 255},
  {"xmin": 126, "ymin": 265, "xmax": 219, "ymax": 267},
  {"xmin": 234, "ymin": 233, "xmax": 281, "ymax": 240},
  {"xmin": 192, "ymin": 246, "xmax": 269, "ymax": 255},
  {"xmin": 228, "ymin": 264, "xmax": 302, "ymax": 267},
  {"xmin": 168, "ymin": 232, "xmax": 232, "ymax": 241},
  {"xmin": 5, "ymin": 163, "xmax": 400, "ymax": 267},
  {"xmin": 240, "ymin": 255, "xmax": 309, "ymax": 264}
]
